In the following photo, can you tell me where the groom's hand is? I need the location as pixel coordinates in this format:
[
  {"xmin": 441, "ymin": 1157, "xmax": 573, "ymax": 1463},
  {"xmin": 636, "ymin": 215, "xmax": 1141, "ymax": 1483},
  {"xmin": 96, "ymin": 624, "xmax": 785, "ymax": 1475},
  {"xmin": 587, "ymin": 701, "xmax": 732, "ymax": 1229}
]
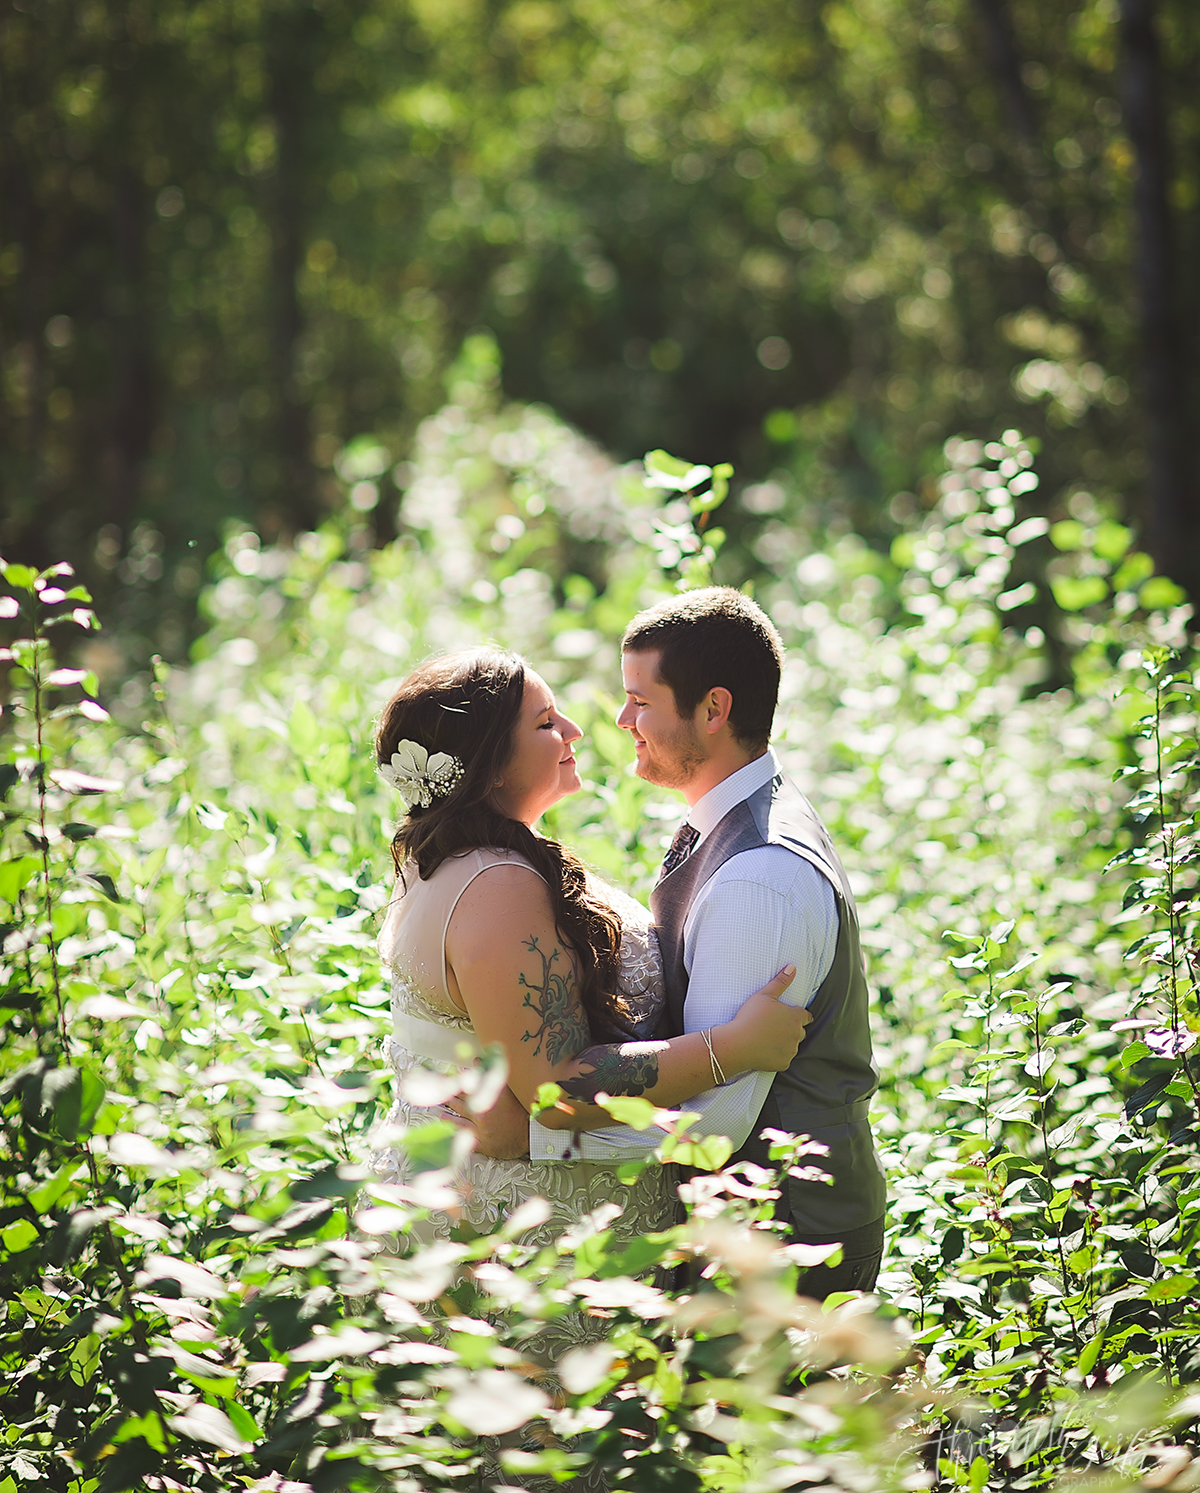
[{"xmin": 442, "ymin": 1084, "xmax": 531, "ymax": 1160}]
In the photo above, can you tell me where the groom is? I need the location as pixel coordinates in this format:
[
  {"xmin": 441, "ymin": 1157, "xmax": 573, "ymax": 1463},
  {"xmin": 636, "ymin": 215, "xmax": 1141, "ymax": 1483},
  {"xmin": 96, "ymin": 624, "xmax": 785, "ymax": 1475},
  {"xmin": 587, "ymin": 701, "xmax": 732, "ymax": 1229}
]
[{"xmin": 532, "ymin": 587, "xmax": 887, "ymax": 1297}]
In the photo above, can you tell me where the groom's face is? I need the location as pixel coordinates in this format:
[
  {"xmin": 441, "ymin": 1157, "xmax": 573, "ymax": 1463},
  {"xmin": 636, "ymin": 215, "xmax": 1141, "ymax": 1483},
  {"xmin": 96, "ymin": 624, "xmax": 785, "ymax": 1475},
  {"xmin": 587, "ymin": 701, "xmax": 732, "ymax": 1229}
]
[{"xmin": 617, "ymin": 649, "xmax": 706, "ymax": 789}]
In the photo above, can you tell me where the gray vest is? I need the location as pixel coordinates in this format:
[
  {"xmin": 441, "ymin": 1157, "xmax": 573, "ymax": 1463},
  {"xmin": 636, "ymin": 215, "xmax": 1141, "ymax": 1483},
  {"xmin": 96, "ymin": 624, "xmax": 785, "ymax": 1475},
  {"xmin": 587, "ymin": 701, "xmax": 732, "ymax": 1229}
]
[{"xmin": 650, "ymin": 770, "xmax": 887, "ymax": 1237}]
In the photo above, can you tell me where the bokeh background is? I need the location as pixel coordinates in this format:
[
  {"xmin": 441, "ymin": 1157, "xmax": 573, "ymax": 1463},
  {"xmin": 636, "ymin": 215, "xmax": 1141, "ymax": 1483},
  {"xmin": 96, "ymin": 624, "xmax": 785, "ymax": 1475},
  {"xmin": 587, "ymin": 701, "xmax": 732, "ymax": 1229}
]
[{"xmin": 4, "ymin": 0, "xmax": 1198, "ymax": 666}]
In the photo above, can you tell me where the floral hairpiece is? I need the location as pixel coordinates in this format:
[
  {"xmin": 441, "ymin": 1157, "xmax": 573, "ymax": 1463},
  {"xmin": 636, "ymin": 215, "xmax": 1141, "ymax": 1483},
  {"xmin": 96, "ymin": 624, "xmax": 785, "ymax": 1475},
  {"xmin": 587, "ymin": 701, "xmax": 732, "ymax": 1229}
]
[{"xmin": 378, "ymin": 739, "xmax": 465, "ymax": 809}]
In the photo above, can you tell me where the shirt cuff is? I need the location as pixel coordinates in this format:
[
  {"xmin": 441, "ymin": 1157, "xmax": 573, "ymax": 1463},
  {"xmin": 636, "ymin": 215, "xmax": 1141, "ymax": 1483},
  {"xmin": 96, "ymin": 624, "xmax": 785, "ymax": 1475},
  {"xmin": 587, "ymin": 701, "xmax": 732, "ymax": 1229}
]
[
  {"xmin": 527, "ymin": 1115, "xmax": 664, "ymax": 1163},
  {"xmin": 528, "ymin": 1115, "xmax": 583, "ymax": 1162}
]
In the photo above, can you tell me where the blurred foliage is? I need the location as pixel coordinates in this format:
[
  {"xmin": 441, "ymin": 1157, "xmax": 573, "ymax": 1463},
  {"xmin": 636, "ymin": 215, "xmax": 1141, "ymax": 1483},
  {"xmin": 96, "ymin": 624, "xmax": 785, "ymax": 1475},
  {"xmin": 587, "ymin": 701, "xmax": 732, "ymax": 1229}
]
[
  {"xmin": 4, "ymin": 370, "xmax": 1200, "ymax": 1486},
  {"xmin": 4, "ymin": 0, "xmax": 1198, "ymax": 663}
]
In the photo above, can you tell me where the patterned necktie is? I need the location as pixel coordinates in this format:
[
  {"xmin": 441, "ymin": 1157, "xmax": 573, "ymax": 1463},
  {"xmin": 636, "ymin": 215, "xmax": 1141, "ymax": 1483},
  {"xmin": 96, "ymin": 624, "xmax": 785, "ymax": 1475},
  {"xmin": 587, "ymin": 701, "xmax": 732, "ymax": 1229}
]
[{"xmin": 659, "ymin": 822, "xmax": 699, "ymax": 880}]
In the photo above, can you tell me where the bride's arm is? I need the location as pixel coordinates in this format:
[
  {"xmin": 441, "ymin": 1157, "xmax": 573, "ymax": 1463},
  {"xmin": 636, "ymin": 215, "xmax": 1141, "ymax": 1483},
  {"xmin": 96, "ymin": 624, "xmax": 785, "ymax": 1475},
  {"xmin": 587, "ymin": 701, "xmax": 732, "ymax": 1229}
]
[{"xmin": 446, "ymin": 866, "xmax": 809, "ymax": 1127}]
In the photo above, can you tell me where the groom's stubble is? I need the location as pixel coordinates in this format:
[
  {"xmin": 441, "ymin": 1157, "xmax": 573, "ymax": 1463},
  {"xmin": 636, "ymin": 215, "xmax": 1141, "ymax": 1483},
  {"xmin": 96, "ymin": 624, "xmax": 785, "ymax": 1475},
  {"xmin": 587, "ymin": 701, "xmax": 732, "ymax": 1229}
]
[{"xmin": 634, "ymin": 714, "xmax": 708, "ymax": 790}]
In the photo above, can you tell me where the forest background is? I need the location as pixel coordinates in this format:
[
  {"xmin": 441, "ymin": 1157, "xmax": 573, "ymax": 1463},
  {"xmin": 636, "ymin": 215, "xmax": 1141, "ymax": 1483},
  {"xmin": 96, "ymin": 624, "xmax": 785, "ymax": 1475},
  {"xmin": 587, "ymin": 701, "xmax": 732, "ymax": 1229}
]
[{"xmin": 4, "ymin": 0, "xmax": 1200, "ymax": 662}]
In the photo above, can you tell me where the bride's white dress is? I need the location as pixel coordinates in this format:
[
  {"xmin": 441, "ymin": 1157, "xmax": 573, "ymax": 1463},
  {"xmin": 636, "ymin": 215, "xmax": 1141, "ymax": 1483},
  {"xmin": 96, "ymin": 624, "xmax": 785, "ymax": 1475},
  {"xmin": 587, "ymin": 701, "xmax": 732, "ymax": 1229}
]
[{"xmin": 375, "ymin": 846, "xmax": 678, "ymax": 1249}]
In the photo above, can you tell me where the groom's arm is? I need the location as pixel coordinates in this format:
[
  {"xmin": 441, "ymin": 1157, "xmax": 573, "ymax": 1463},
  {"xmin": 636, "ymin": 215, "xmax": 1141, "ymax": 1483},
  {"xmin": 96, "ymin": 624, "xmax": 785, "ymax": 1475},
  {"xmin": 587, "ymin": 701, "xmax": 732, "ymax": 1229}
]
[{"xmin": 529, "ymin": 851, "xmax": 837, "ymax": 1164}]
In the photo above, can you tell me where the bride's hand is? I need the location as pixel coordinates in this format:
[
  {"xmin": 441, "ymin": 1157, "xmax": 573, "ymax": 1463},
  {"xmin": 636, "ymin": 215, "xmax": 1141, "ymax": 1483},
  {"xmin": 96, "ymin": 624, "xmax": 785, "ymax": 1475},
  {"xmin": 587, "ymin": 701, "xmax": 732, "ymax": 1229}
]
[
  {"xmin": 441, "ymin": 1083, "xmax": 532, "ymax": 1160},
  {"xmin": 718, "ymin": 966, "xmax": 812, "ymax": 1075}
]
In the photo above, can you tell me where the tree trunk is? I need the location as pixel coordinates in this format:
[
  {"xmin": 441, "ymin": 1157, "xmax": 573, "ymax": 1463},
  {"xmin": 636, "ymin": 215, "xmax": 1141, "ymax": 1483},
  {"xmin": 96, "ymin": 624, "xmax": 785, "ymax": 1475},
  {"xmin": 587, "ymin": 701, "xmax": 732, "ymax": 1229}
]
[
  {"xmin": 109, "ymin": 163, "xmax": 154, "ymax": 534},
  {"xmin": 970, "ymin": 0, "xmax": 1039, "ymax": 143},
  {"xmin": 1119, "ymin": 0, "xmax": 1195, "ymax": 598},
  {"xmin": 266, "ymin": 6, "xmax": 318, "ymax": 534}
]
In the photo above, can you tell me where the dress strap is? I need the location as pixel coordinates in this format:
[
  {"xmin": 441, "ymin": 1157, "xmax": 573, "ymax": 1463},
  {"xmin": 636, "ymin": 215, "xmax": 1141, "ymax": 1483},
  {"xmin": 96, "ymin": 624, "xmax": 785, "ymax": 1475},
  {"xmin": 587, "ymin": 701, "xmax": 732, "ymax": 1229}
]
[{"xmin": 438, "ymin": 848, "xmax": 546, "ymax": 1010}]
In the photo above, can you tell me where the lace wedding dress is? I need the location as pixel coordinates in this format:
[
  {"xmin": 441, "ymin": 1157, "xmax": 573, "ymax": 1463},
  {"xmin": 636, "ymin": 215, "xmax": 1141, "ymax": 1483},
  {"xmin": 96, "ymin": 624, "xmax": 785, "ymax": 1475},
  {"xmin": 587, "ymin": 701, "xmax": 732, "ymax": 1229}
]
[
  {"xmin": 374, "ymin": 846, "xmax": 678, "ymax": 1253},
  {"xmin": 374, "ymin": 849, "xmax": 678, "ymax": 1491}
]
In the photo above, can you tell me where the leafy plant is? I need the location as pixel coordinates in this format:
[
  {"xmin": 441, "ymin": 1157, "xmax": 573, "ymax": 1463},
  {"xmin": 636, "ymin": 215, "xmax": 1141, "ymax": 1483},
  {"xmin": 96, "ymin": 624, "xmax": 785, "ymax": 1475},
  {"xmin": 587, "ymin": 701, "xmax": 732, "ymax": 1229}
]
[{"xmin": 2, "ymin": 379, "xmax": 1199, "ymax": 1490}]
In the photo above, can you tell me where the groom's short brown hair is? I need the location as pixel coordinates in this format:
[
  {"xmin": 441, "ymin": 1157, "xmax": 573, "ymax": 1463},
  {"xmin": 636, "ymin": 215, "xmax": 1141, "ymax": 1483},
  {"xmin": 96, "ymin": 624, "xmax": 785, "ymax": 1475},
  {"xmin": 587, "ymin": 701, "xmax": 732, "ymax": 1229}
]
[{"xmin": 622, "ymin": 587, "xmax": 782, "ymax": 751}]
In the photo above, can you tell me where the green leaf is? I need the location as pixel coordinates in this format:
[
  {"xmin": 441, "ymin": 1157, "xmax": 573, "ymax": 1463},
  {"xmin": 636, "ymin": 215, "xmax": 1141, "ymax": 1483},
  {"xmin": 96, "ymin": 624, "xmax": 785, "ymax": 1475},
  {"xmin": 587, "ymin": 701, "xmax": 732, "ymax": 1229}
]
[
  {"xmin": 595, "ymin": 1093, "xmax": 659, "ymax": 1130},
  {"xmin": 29, "ymin": 1162, "xmax": 82, "ymax": 1214},
  {"xmin": 1140, "ymin": 575, "xmax": 1187, "ymax": 610},
  {"xmin": 0, "ymin": 856, "xmax": 40, "ymax": 904},
  {"xmin": 1, "ymin": 1218, "xmax": 39, "ymax": 1253},
  {"xmin": 3, "ymin": 563, "xmax": 37, "ymax": 589},
  {"xmin": 661, "ymin": 1134, "xmax": 733, "ymax": 1171},
  {"xmin": 84, "ymin": 873, "xmax": 122, "ymax": 902},
  {"xmin": 1049, "ymin": 520, "xmax": 1086, "ymax": 552},
  {"xmin": 1077, "ymin": 1332, "xmax": 1104, "ymax": 1375},
  {"xmin": 1113, "ymin": 551, "xmax": 1155, "ymax": 591},
  {"xmin": 401, "ymin": 1117, "xmax": 460, "ymax": 1171},
  {"xmin": 891, "ymin": 534, "xmax": 918, "ymax": 568},
  {"xmin": 940, "ymin": 1226, "xmax": 966, "ymax": 1264},
  {"xmin": 689, "ymin": 487, "xmax": 727, "ymax": 515},
  {"xmin": 112, "ymin": 1412, "xmax": 167, "ymax": 1451},
  {"xmin": 69, "ymin": 1332, "xmax": 102, "ymax": 1387},
  {"xmin": 1092, "ymin": 521, "xmax": 1132, "ymax": 561},
  {"xmin": 532, "ymin": 1081, "xmax": 565, "ymax": 1115},
  {"xmin": 929, "ymin": 1039, "xmax": 977, "ymax": 1062},
  {"xmin": 1118, "ymin": 1040, "xmax": 1153, "ymax": 1071},
  {"xmin": 78, "ymin": 1068, "xmax": 106, "ymax": 1134},
  {"xmin": 36, "ymin": 1065, "xmax": 83, "ymax": 1138},
  {"xmin": 643, "ymin": 449, "xmax": 708, "ymax": 489},
  {"xmin": 62, "ymin": 822, "xmax": 98, "ymax": 841},
  {"xmin": 288, "ymin": 699, "xmax": 321, "ymax": 756},
  {"xmin": 574, "ymin": 1231, "xmax": 613, "ymax": 1277},
  {"xmin": 1051, "ymin": 575, "xmax": 1108, "ymax": 611},
  {"xmin": 1146, "ymin": 1273, "xmax": 1198, "ymax": 1302}
]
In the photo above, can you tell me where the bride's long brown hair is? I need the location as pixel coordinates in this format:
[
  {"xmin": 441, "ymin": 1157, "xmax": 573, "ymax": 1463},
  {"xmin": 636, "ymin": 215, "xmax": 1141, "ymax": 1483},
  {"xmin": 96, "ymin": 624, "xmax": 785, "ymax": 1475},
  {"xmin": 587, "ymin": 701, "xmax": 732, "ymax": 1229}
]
[{"xmin": 376, "ymin": 649, "xmax": 631, "ymax": 1041}]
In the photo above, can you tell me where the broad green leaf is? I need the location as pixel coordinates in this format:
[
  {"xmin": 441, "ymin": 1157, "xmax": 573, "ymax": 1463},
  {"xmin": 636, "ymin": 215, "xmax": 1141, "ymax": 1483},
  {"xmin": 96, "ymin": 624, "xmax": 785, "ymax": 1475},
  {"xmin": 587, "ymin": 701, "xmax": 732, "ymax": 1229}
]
[
  {"xmin": 1049, "ymin": 520, "xmax": 1086, "ymax": 552},
  {"xmin": 595, "ymin": 1093, "xmax": 658, "ymax": 1130},
  {"xmin": 1147, "ymin": 1274, "xmax": 1198, "ymax": 1302},
  {"xmin": 1092, "ymin": 521, "xmax": 1132, "ymax": 562},
  {"xmin": 1077, "ymin": 1333, "xmax": 1105, "ymax": 1376},
  {"xmin": 660, "ymin": 1134, "xmax": 733, "ymax": 1171},
  {"xmin": 0, "ymin": 856, "xmax": 40, "ymax": 904},
  {"xmin": 44, "ymin": 1066, "xmax": 83, "ymax": 1139},
  {"xmin": 1051, "ymin": 575, "xmax": 1108, "ymax": 611},
  {"xmin": 574, "ymin": 1231, "xmax": 613, "ymax": 1278},
  {"xmin": 1140, "ymin": 575, "xmax": 1188, "ymax": 610},
  {"xmin": 1, "ymin": 1218, "xmax": 38, "ymax": 1253},
  {"xmin": 69, "ymin": 1333, "xmax": 102, "ymax": 1387},
  {"xmin": 29, "ymin": 1162, "xmax": 83, "ymax": 1214},
  {"xmin": 1113, "ymin": 551, "xmax": 1154, "ymax": 591}
]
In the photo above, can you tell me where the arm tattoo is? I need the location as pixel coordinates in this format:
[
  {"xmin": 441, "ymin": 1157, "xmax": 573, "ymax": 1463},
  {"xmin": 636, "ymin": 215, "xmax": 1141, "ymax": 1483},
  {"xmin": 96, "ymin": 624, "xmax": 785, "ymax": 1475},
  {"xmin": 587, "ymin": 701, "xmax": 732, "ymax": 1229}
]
[
  {"xmin": 558, "ymin": 1041, "xmax": 668, "ymax": 1103},
  {"xmin": 519, "ymin": 936, "xmax": 589, "ymax": 1064}
]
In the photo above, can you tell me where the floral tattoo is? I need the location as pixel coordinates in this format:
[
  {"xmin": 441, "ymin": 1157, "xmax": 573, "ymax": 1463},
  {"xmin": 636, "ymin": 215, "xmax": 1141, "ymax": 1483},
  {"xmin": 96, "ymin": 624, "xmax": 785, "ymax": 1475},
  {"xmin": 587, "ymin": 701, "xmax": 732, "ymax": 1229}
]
[
  {"xmin": 519, "ymin": 936, "xmax": 589, "ymax": 1064},
  {"xmin": 558, "ymin": 1042, "xmax": 667, "ymax": 1103}
]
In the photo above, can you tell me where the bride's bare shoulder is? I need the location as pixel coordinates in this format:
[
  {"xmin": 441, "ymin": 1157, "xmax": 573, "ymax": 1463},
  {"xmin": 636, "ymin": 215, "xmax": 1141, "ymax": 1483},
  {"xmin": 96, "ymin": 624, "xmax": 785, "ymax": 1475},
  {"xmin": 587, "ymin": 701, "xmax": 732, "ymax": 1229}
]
[{"xmin": 447, "ymin": 859, "xmax": 553, "ymax": 955}]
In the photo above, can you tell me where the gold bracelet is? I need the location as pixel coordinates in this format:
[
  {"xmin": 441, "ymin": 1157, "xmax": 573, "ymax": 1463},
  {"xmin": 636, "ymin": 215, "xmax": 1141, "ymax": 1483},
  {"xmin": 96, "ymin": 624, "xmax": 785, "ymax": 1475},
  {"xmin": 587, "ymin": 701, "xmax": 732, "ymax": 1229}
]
[{"xmin": 702, "ymin": 1028, "xmax": 727, "ymax": 1088}]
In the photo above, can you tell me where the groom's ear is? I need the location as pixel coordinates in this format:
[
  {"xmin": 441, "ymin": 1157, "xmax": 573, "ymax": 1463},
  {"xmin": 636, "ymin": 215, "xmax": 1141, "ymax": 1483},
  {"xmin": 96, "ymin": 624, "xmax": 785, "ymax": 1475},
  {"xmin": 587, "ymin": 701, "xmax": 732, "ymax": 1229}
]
[{"xmin": 698, "ymin": 686, "xmax": 735, "ymax": 736}]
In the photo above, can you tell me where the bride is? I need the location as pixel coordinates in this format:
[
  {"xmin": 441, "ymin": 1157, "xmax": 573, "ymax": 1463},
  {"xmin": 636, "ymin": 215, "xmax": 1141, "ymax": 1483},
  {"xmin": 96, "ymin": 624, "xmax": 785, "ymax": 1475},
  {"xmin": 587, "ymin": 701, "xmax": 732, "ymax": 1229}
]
[{"xmin": 374, "ymin": 647, "xmax": 810, "ymax": 1245}]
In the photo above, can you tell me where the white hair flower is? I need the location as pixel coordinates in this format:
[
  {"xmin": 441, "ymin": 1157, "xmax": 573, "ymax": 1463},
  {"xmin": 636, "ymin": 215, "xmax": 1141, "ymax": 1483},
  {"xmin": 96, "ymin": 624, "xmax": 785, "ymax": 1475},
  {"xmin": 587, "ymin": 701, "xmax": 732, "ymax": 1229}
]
[{"xmin": 378, "ymin": 740, "xmax": 464, "ymax": 809}]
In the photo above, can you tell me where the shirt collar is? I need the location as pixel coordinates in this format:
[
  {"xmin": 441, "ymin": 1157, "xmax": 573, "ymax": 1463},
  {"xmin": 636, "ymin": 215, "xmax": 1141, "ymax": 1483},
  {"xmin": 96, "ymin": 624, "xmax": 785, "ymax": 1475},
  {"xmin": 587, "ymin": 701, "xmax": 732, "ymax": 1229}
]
[{"xmin": 688, "ymin": 747, "xmax": 780, "ymax": 844}]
